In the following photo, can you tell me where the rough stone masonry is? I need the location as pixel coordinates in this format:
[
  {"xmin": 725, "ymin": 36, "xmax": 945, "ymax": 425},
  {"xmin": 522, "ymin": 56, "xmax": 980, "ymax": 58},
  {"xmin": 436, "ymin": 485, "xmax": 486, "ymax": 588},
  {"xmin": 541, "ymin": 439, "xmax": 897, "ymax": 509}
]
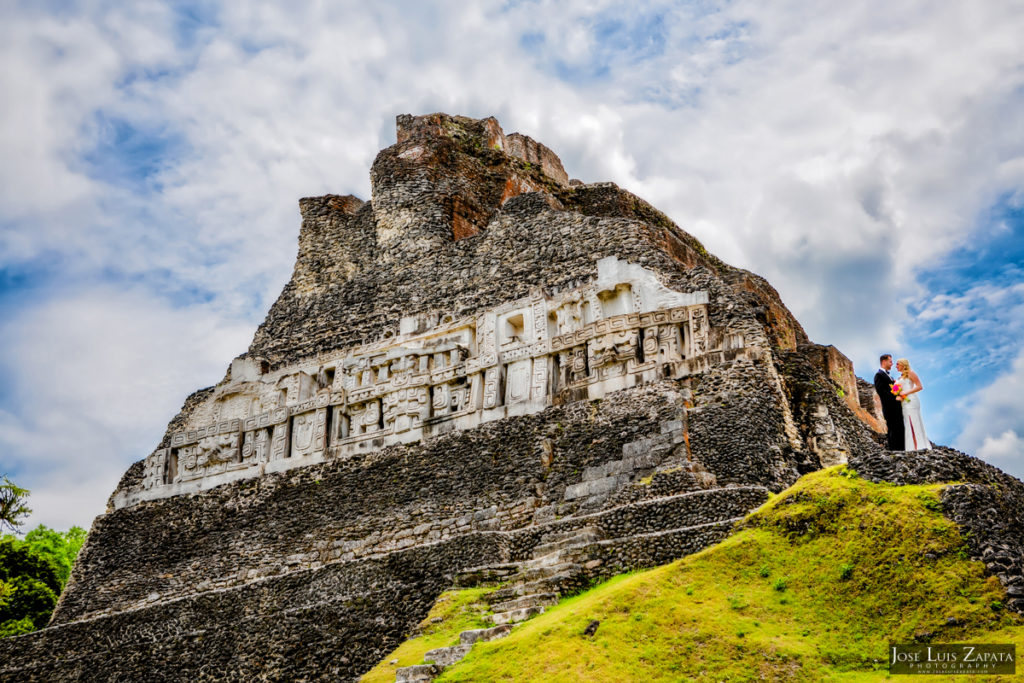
[{"xmin": 3, "ymin": 113, "xmax": 1015, "ymax": 682}]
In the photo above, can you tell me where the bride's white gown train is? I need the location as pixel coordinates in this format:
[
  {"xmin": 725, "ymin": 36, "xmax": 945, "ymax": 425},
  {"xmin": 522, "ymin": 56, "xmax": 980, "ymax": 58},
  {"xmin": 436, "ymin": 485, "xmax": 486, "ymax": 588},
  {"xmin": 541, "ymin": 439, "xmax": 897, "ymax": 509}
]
[{"xmin": 900, "ymin": 375, "xmax": 931, "ymax": 451}]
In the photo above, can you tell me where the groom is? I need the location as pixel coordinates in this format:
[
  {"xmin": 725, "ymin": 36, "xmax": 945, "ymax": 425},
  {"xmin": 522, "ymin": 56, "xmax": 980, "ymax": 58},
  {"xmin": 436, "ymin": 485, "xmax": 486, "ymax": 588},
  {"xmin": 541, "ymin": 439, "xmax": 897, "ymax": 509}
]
[{"xmin": 874, "ymin": 354, "xmax": 905, "ymax": 451}]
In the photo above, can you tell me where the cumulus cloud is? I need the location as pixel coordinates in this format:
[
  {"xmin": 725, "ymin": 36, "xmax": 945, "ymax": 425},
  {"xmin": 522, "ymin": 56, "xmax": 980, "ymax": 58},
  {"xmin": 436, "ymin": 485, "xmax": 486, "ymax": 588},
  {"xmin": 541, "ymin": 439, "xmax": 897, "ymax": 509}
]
[
  {"xmin": 2, "ymin": 0, "xmax": 1024, "ymax": 526},
  {"xmin": 0, "ymin": 286, "xmax": 253, "ymax": 529},
  {"xmin": 958, "ymin": 349, "xmax": 1024, "ymax": 480},
  {"xmin": 978, "ymin": 430, "xmax": 1023, "ymax": 465}
]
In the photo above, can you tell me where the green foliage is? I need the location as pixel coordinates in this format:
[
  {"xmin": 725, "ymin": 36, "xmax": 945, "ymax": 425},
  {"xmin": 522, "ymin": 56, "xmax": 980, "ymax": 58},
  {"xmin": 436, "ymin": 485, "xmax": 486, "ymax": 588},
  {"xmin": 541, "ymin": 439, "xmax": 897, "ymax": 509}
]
[
  {"xmin": 772, "ymin": 576, "xmax": 788, "ymax": 592},
  {"xmin": 19, "ymin": 525, "xmax": 87, "ymax": 587},
  {"xmin": 727, "ymin": 593, "xmax": 748, "ymax": 610},
  {"xmin": 0, "ymin": 575, "xmax": 58, "ymax": 630},
  {"xmin": 420, "ymin": 467, "xmax": 1023, "ymax": 682},
  {"xmin": 0, "ymin": 616, "xmax": 34, "ymax": 638},
  {"xmin": 0, "ymin": 476, "xmax": 31, "ymax": 533},
  {"xmin": 917, "ymin": 491, "xmax": 943, "ymax": 512},
  {"xmin": 0, "ymin": 538, "xmax": 62, "ymax": 635},
  {"xmin": 0, "ymin": 538, "xmax": 60, "ymax": 595},
  {"xmin": 0, "ymin": 525, "xmax": 87, "ymax": 638}
]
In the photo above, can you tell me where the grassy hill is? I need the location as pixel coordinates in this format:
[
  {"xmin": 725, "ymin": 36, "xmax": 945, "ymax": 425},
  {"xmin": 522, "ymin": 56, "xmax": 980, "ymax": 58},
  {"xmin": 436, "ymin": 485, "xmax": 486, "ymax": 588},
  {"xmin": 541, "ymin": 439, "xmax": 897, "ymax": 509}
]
[{"xmin": 364, "ymin": 466, "xmax": 1024, "ymax": 682}]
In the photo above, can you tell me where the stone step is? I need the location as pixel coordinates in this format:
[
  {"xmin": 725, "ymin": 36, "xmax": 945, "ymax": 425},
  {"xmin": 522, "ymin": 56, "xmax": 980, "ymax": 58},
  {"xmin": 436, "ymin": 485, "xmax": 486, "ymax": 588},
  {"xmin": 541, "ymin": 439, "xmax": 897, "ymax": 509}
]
[
  {"xmin": 531, "ymin": 530, "xmax": 604, "ymax": 559},
  {"xmin": 537, "ymin": 525, "xmax": 601, "ymax": 546},
  {"xmin": 459, "ymin": 624, "xmax": 513, "ymax": 646},
  {"xmin": 423, "ymin": 644, "xmax": 472, "ymax": 667},
  {"xmin": 554, "ymin": 518, "xmax": 744, "ymax": 585},
  {"xmin": 453, "ymin": 563, "xmax": 520, "ymax": 587},
  {"xmin": 530, "ymin": 486, "xmax": 769, "ymax": 553},
  {"xmin": 395, "ymin": 663, "xmax": 441, "ymax": 682},
  {"xmin": 526, "ymin": 541, "xmax": 598, "ymax": 568},
  {"xmin": 489, "ymin": 592, "xmax": 558, "ymax": 614},
  {"xmin": 514, "ymin": 561, "xmax": 578, "ymax": 584},
  {"xmin": 488, "ymin": 604, "xmax": 545, "ymax": 625},
  {"xmin": 487, "ymin": 571, "xmax": 579, "ymax": 604}
]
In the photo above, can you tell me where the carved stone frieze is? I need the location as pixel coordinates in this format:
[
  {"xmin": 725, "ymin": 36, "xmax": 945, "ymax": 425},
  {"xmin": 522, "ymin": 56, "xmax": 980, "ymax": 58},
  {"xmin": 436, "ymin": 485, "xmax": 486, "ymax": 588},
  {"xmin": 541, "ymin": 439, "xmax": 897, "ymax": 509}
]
[
  {"xmin": 142, "ymin": 449, "xmax": 169, "ymax": 490},
  {"xmin": 134, "ymin": 259, "xmax": 746, "ymax": 500},
  {"xmin": 175, "ymin": 432, "xmax": 242, "ymax": 483},
  {"xmin": 241, "ymin": 428, "xmax": 270, "ymax": 464}
]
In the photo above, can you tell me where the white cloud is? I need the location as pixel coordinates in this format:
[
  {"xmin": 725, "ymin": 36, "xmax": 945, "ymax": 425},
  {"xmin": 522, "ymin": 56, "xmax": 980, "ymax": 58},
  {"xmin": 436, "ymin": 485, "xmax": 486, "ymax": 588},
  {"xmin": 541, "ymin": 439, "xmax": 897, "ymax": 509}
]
[
  {"xmin": 0, "ymin": 286, "xmax": 253, "ymax": 529},
  {"xmin": 910, "ymin": 278, "xmax": 1024, "ymax": 388},
  {"xmin": 958, "ymin": 349, "xmax": 1024, "ymax": 480},
  {"xmin": 977, "ymin": 430, "xmax": 1023, "ymax": 463}
]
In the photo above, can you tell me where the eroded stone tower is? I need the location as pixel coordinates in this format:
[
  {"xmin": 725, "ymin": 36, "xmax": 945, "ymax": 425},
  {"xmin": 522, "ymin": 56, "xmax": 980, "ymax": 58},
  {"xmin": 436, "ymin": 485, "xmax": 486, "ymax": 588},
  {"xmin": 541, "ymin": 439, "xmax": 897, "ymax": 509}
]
[{"xmin": 0, "ymin": 114, "xmax": 889, "ymax": 680}]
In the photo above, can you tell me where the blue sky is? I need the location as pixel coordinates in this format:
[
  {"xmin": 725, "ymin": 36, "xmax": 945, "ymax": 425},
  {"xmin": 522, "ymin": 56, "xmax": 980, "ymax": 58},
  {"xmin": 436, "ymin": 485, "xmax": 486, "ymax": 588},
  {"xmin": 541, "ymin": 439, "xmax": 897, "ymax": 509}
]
[{"xmin": 1, "ymin": 0, "xmax": 1022, "ymax": 529}]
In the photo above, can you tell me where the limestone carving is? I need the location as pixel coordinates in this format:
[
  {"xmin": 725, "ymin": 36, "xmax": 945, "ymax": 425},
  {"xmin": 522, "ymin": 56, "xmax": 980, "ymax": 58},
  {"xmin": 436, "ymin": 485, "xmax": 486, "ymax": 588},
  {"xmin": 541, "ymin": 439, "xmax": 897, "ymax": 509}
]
[
  {"xmin": 483, "ymin": 367, "xmax": 502, "ymax": 410},
  {"xmin": 553, "ymin": 296, "xmax": 584, "ymax": 335},
  {"xmin": 123, "ymin": 259, "xmax": 741, "ymax": 505},
  {"xmin": 589, "ymin": 329, "xmax": 639, "ymax": 380},
  {"xmin": 241, "ymin": 429, "xmax": 270, "ymax": 464},
  {"xmin": 142, "ymin": 450, "xmax": 168, "ymax": 490}
]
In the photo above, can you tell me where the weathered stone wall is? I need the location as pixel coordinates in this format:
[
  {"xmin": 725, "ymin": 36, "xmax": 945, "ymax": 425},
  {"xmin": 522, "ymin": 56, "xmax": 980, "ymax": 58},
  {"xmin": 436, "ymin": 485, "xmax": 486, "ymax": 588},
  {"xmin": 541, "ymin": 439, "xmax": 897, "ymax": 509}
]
[
  {"xmin": 119, "ymin": 266, "xmax": 735, "ymax": 507},
  {"xmin": 3, "ymin": 535, "xmax": 506, "ymax": 682},
  {"xmin": 689, "ymin": 357, "xmax": 809, "ymax": 486},
  {"xmin": 0, "ymin": 486, "xmax": 771, "ymax": 682},
  {"xmin": 12, "ymin": 362, "xmax": 830, "ymax": 681},
  {"xmin": 774, "ymin": 346, "xmax": 882, "ymax": 468},
  {"xmin": 58, "ymin": 376, "xmax": 801, "ymax": 625},
  {"xmin": 505, "ymin": 486, "xmax": 769, "ymax": 560},
  {"xmin": 293, "ymin": 194, "xmax": 372, "ymax": 295}
]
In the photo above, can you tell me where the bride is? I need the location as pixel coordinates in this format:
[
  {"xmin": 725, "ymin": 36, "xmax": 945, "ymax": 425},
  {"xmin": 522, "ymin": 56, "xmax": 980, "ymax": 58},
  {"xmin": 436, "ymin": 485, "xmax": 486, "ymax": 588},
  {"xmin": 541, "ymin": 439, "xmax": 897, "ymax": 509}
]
[{"xmin": 895, "ymin": 359, "xmax": 931, "ymax": 451}]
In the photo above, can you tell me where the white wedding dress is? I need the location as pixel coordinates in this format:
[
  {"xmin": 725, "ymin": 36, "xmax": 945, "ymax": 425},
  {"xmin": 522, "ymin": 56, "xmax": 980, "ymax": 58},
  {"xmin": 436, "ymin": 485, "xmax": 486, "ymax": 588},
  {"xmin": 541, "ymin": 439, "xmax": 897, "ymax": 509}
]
[{"xmin": 899, "ymin": 375, "xmax": 931, "ymax": 451}]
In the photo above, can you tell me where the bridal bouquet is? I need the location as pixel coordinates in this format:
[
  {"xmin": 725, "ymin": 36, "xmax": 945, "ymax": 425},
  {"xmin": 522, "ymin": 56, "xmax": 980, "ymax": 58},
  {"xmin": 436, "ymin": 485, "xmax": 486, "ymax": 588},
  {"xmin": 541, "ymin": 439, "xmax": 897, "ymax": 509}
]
[{"xmin": 891, "ymin": 383, "xmax": 910, "ymax": 403}]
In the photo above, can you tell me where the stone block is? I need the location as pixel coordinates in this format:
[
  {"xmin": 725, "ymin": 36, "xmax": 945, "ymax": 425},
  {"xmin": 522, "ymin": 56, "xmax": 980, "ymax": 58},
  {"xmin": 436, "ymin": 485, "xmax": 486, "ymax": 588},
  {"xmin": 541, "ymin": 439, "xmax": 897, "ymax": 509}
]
[
  {"xmin": 660, "ymin": 420, "xmax": 684, "ymax": 434},
  {"xmin": 622, "ymin": 439, "xmax": 650, "ymax": 458},
  {"xmin": 564, "ymin": 475, "xmax": 626, "ymax": 501},
  {"xmin": 460, "ymin": 624, "xmax": 513, "ymax": 645},
  {"xmin": 424, "ymin": 644, "xmax": 472, "ymax": 667},
  {"xmin": 396, "ymin": 664, "xmax": 442, "ymax": 682}
]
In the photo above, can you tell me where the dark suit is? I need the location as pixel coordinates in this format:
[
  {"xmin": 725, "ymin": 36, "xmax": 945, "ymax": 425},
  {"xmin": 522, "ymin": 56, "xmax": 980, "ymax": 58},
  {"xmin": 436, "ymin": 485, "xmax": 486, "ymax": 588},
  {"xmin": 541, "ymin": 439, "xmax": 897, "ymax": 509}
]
[{"xmin": 874, "ymin": 369, "xmax": 905, "ymax": 451}]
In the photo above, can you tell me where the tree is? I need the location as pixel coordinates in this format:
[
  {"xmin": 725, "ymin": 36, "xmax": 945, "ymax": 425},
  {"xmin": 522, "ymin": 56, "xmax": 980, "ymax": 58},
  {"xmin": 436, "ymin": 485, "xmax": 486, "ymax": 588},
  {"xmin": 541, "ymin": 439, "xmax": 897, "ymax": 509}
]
[
  {"xmin": 20, "ymin": 525, "xmax": 87, "ymax": 586},
  {"xmin": 0, "ymin": 476, "xmax": 31, "ymax": 533},
  {"xmin": 0, "ymin": 476, "xmax": 88, "ymax": 638},
  {"xmin": 0, "ymin": 538, "xmax": 60, "ymax": 634}
]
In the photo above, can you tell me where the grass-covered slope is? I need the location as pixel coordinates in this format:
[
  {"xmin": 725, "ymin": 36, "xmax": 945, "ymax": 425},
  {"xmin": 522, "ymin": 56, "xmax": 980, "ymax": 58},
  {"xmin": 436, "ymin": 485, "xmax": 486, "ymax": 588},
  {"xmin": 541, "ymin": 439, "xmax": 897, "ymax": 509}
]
[
  {"xmin": 381, "ymin": 467, "xmax": 1023, "ymax": 682},
  {"xmin": 362, "ymin": 586, "xmax": 495, "ymax": 683}
]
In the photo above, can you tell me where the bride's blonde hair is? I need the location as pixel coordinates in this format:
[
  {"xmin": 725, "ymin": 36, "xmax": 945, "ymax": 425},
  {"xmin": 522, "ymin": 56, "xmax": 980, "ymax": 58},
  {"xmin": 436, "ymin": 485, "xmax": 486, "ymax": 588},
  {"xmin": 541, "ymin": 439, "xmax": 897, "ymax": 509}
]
[{"xmin": 896, "ymin": 358, "xmax": 911, "ymax": 377}]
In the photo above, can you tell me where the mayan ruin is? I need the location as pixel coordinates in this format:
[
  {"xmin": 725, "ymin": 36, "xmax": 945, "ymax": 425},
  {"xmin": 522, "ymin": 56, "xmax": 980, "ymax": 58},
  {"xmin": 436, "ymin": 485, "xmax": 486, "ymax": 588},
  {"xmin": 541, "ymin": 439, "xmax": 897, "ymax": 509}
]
[{"xmin": 2, "ymin": 113, "xmax": 1021, "ymax": 681}]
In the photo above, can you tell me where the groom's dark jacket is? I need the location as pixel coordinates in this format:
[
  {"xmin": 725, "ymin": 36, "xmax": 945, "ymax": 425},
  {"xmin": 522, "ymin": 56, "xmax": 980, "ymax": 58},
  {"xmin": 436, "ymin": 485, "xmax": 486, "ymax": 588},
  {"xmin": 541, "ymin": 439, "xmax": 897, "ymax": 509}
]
[
  {"xmin": 874, "ymin": 370, "xmax": 901, "ymax": 417},
  {"xmin": 874, "ymin": 369, "xmax": 905, "ymax": 450}
]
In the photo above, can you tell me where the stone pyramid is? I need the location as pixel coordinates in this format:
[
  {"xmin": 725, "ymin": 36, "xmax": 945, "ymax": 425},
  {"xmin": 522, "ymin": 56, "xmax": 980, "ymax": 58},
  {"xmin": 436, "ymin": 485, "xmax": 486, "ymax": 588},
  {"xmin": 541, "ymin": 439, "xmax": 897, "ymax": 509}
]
[{"xmin": 2, "ymin": 113, "xmax": 898, "ymax": 680}]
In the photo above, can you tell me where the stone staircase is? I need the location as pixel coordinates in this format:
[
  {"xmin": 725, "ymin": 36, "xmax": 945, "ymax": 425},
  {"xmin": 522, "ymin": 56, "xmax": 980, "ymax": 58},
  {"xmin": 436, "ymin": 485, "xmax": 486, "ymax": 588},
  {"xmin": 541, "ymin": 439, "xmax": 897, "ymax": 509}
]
[
  {"xmin": 485, "ymin": 525, "xmax": 603, "ymax": 623},
  {"xmin": 395, "ymin": 624, "xmax": 512, "ymax": 682},
  {"xmin": 394, "ymin": 526, "xmax": 601, "ymax": 682},
  {"xmin": 393, "ymin": 485, "xmax": 771, "ymax": 681}
]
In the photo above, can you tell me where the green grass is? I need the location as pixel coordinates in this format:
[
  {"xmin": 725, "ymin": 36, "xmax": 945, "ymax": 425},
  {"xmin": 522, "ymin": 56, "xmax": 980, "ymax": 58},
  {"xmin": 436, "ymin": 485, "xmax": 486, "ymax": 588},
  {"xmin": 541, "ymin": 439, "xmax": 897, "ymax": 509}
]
[
  {"xmin": 420, "ymin": 467, "xmax": 1024, "ymax": 682},
  {"xmin": 361, "ymin": 586, "xmax": 496, "ymax": 682}
]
